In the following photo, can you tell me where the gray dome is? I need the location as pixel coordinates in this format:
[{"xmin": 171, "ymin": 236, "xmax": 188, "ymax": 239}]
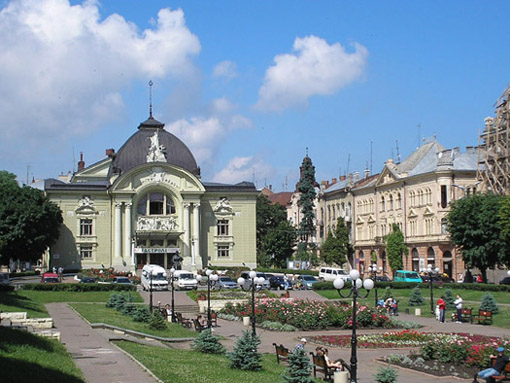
[{"xmin": 108, "ymin": 116, "xmax": 200, "ymax": 178}]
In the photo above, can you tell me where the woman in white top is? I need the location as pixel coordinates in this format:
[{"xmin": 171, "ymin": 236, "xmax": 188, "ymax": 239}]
[{"xmin": 454, "ymin": 294, "xmax": 463, "ymax": 323}]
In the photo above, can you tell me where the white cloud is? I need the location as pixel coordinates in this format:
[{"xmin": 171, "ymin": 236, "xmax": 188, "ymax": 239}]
[
  {"xmin": 212, "ymin": 60, "xmax": 237, "ymax": 80},
  {"xmin": 212, "ymin": 156, "xmax": 273, "ymax": 185},
  {"xmin": 256, "ymin": 35, "xmax": 368, "ymax": 112},
  {"xmin": 0, "ymin": 0, "xmax": 200, "ymax": 159}
]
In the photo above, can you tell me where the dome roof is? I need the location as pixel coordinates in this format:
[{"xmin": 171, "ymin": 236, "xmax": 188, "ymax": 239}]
[{"xmin": 108, "ymin": 116, "xmax": 200, "ymax": 178}]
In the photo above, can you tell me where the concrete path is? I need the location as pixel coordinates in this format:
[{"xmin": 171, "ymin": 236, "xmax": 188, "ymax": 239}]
[{"xmin": 46, "ymin": 303, "xmax": 158, "ymax": 383}]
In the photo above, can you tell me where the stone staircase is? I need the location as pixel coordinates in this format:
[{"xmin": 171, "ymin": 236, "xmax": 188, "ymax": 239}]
[{"xmin": 1, "ymin": 312, "xmax": 61, "ymax": 341}]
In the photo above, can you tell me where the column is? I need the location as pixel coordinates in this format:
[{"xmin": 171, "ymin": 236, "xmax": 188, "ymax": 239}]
[
  {"xmin": 114, "ymin": 203, "xmax": 122, "ymax": 263},
  {"xmin": 183, "ymin": 203, "xmax": 190, "ymax": 257},
  {"xmin": 124, "ymin": 203, "xmax": 132, "ymax": 260},
  {"xmin": 192, "ymin": 203, "xmax": 200, "ymax": 266}
]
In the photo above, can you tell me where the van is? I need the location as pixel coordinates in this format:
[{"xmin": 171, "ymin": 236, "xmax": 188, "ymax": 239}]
[
  {"xmin": 172, "ymin": 270, "xmax": 198, "ymax": 290},
  {"xmin": 394, "ymin": 270, "xmax": 423, "ymax": 283},
  {"xmin": 141, "ymin": 264, "xmax": 169, "ymax": 291},
  {"xmin": 318, "ymin": 267, "xmax": 350, "ymax": 282}
]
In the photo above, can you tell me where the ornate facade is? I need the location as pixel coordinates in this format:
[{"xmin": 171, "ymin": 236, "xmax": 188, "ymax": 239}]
[{"xmin": 43, "ymin": 114, "xmax": 257, "ymax": 271}]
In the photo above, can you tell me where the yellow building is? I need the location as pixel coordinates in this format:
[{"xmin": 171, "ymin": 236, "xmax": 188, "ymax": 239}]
[{"xmin": 44, "ymin": 114, "xmax": 258, "ymax": 271}]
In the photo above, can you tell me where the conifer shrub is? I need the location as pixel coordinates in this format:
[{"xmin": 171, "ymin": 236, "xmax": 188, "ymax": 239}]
[
  {"xmin": 382, "ymin": 286, "xmax": 393, "ymax": 301},
  {"xmin": 228, "ymin": 330, "xmax": 262, "ymax": 371},
  {"xmin": 374, "ymin": 365, "xmax": 398, "ymax": 383},
  {"xmin": 444, "ymin": 288, "xmax": 455, "ymax": 310},
  {"xmin": 408, "ymin": 287, "xmax": 425, "ymax": 306},
  {"xmin": 480, "ymin": 293, "xmax": 499, "ymax": 314},
  {"xmin": 132, "ymin": 306, "xmax": 152, "ymax": 323},
  {"xmin": 148, "ymin": 312, "xmax": 168, "ymax": 330},
  {"xmin": 191, "ymin": 329, "xmax": 225, "ymax": 354},
  {"xmin": 281, "ymin": 348, "xmax": 315, "ymax": 383}
]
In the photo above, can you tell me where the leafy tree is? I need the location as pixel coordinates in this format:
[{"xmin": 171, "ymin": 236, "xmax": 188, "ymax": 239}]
[
  {"xmin": 256, "ymin": 194, "xmax": 288, "ymax": 265},
  {"xmin": 385, "ymin": 224, "xmax": 407, "ymax": 275},
  {"xmin": 499, "ymin": 195, "xmax": 510, "ymax": 266},
  {"xmin": 261, "ymin": 220, "xmax": 296, "ymax": 268},
  {"xmin": 408, "ymin": 287, "xmax": 425, "ymax": 306},
  {"xmin": 0, "ymin": 171, "xmax": 63, "ymax": 263},
  {"xmin": 281, "ymin": 348, "xmax": 315, "ymax": 383},
  {"xmin": 321, "ymin": 217, "xmax": 353, "ymax": 266},
  {"xmin": 447, "ymin": 194, "xmax": 505, "ymax": 282},
  {"xmin": 191, "ymin": 329, "xmax": 225, "ymax": 354},
  {"xmin": 297, "ymin": 155, "xmax": 317, "ymax": 258},
  {"xmin": 228, "ymin": 330, "xmax": 262, "ymax": 371}
]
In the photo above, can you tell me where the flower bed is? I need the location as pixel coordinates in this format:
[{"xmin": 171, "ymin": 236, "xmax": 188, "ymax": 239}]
[{"xmin": 220, "ymin": 298, "xmax": 391, "ymax": 330}]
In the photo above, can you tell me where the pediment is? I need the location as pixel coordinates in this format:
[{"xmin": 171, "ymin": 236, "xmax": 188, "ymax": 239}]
[
  {"xmin": 75, "ymin": 196, "xmax": 98, "ymax": 215},
  {"xmin": 423, "ymin": 206, "xmax": 434, "ymax": 216},
  {"xmin": 376, "ymin": 166, "xmax": 400, "ymax": 186},
  {"xmin": 408, "ymin": 208, "xmax": 418, "ymax": 218},
  {"xmin": 72, "ymin": 158, "xmax": 111, "ymax": 182},
  {"xmin": 356, "ymin": 216, "xmax": 365, "ymax": 224},
  {"xmin": 367, "ymin": 215, "xmax": 375, "ymax": 223}
]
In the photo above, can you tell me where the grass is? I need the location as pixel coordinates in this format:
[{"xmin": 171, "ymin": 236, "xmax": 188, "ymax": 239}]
[
  {"xmin": 0, "ymin": 327, "xmax": 84, "ymax": 383},
  {"xmin": 114, "ymin": 340, "xmax": 286, "ymax": 383},
  {"xmin": 70, "ymin": 303, "xmax": 197, "ymax": 338},
  {"xmin": 0, "ymin": 290, "xmax": 144, "ymax": 318}
]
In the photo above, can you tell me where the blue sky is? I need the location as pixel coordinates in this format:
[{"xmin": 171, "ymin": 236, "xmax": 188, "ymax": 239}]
[{"xmin": 0, "ymin": 0, "xmax": 508, "ymax": 190}]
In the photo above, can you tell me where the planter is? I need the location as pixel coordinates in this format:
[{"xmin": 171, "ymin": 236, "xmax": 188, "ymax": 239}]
[
  {"xmin": 242, "ymin": 316, "xmax": 251, "ymax": 326},
  {"xmin": 415, "ymin": 308, "xmax": 421, "ymax": 316},
  {"xmin": 197, "ymin": 298, "xmax": 248, "ymax": 313}
]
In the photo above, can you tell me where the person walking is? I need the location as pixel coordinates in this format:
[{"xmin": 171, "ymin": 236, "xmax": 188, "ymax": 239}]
[
  {"xmin": 293, "ymin": 338, "xmax": 307, "ymax": 353},
  {"xmin": 454, "ymin": 294, "xmax": 463, "ymax": 323},
  {"xmin": 438, "ymin": 296, "xmax": 446, "ymax": 323}
]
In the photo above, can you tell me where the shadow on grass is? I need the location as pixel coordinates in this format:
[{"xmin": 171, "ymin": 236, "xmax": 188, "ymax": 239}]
[
  {"xmin": 0, "ymin": 327, "xmax": 54, "ymax": 352},
  {"xmin": 0, "ymin": 355, "xmax": 84, "ymax": 383},
  {"xmin": 0, "ymin": 291, "xmax": 47, "ymax": 315}
]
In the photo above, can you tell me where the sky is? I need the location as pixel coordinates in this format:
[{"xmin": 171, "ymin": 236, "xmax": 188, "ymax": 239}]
[{"xmin": 0, "ymin": 0, "xmax": 509, "ymax": 191}]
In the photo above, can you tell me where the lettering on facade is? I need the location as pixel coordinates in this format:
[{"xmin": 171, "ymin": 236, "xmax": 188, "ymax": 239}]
[
  {"xmin": 137, "ymin": 216, "xmax": 178, "ymax": 231},
  {"xmin": 147, "ymin": 132, "xmax": 167, "ymax": 162},
  {"xmin": 134, "ymin": 247, "xmax": 179, "ymax": 254}
]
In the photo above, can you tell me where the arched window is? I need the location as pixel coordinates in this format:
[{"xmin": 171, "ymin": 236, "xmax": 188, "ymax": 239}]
[
  {"xmin": 397, "ymin": 193, "xmax": 402, "ymax": 209},
  {"xmin": 427, "ymin": 247, "xmax": 435, "ymax": 267},
  {"xmin": 389, "ymin": 194, "xmax": 394, "ymax": 210},
  {"xmin": 412, "ymin": 248, "xmax": 419, "ymax": 271},
  {"xmin": 410, "ymin": 191, "xmax": 415, "ymax": 207},
  {"xmin": 137, "ymin": 192, "xmax": 176, "ymax": 216},
  {"xmin": 381, "ymin": 196, "xmax": 385, "ymax": 211}
]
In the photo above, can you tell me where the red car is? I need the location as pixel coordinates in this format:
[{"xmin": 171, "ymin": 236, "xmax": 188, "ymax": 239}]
[{"xmin": 41, "ymin": 272, "xmax": 60, "ymax": 283}]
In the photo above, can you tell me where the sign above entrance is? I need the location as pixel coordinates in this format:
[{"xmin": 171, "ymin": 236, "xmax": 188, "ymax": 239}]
[{"xmin": 134, "ymin": 247, "xmax": 179, "ymax": 254}]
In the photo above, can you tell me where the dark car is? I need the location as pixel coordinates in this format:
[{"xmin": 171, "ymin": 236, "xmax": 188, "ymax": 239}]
[
  {"xmin": 376, "ymin": 276, "xmax": 391, "ymax": 282},
  {"xmin": 80, "ymin": 276, "xmax": 97, "ymax": 283},
  {"xmin": 296, "ymin": 275, "xmax": 319, "ymax": 290},
  {"xmin": 420, "ymin": 275, "xmax": 444, "ymax": 286},
  {"xmin": 113, "ymin": 277, "xmax": 133, "ymax": 285},
  {"xmin": 269, "ymin": 275, "xmax": 292, "ymax": 290},
  {"xmin": 500, "ymin": 277, "xmax": 510, "ymax": 285}
]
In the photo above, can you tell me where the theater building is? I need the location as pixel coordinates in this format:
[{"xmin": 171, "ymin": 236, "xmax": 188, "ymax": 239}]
[{"xmin": 43, "ymin": 113, "xmax": 258, "ymax": 271}]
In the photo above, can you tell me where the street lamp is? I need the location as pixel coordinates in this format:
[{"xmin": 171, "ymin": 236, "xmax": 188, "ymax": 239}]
[
  {"xmin": 367, "ymin": 264, "xmax": 383, "ymax": 306},
  {"xmin": 149, "ymin": 270, "xmax": 154, "ymax": 313},
  {"xmin": 237, "ymin": 270, "xmax": 265, "ymax": 336},
  {"xmin": 334, "ymin": 269, "xmax": 374, "ymax": 383},
  {"xmin": 169, "ymin": 267, "xmax": 176, "ymax": 323},
  {"xmin": 421, "ymin": 265, "xmax": 440, "ymax": 314},
  {"xmin": 196, "ymin": 270, "xmax": 220, "ymax": 329}
]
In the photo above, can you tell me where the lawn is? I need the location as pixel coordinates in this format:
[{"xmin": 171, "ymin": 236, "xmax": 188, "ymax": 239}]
[
  {"xmin": 0, "ymin": 290, "xmax": 144, "ymax": 318},
  {"xmin": 0, "ymin": 327, "xmax": 84, "ymax": 383},
  {"xmin": 70, "ymin": 303, "xmax": 197, "ymax": 338},
  {"xmin": 114, "ymin": 340, "xmax": 286, "ymax": 383}
]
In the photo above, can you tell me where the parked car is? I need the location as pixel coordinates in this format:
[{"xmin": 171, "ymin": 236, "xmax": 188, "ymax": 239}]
[
  {"xmin": 420, "ymin": 275, "xmax": 444, "ymax": 286},
  {"xmin": 375, "ymin": 276, "xmax": 391, "ymax": 282},
  {"xmin": 500, "ymin": 277, "xmax": 510, "ymax": 285},
  {"xmin": 394, "ymin": 270, "xmax": 422, "ymax": 283},
  {"xmin": 239, "ymin": 272, "xmax": 270, "ymax": 290},
  {"xmin": 141, "ymin": 264, "xmax": 169, "ymax": 291},
  {"xmin": 80, "ymin": 276, "xmax": 97, "ymax": 283},
  {"xmin": 318, "ymin": 267, "xmax": 350, "ymax": 282},
  {"xmin": 41, "ymin": 272, "xmax": 60, "ymax": 283},
  {"xmin": 269, "ymin": 275, "xmax": 292, "ymax": 290},
  {"xmin": 113, "ymin": 277, "xmax": 133, "ymax": 285},
  {"xmin": 213, "ymin": 276, "xmax": 238, "ymax": 290},
  {"xmin": 297, "ymin": 274, "xmax": 319, "ymax": 290}
]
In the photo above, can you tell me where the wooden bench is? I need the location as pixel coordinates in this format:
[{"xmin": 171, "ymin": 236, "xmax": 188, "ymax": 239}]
[
  {"xmin": 452, "ymin": 308, "xmax": 473, "ymax": 323},
  {"xmin": 193, "ymin": 318, "xmax": 208, "ymax": 332},
  {"xmin": 474, "ymin": 310, "xmax": 493, "ymax": 325},
  {"xmin": 210, "ymin": 311, "xmax": 218, "ymax": 327},
  {"xmin": 175, "ymin": 312, "xmax": 192, "ymax": 329},
  {"xmin": 310, "ymin": 352, "xmax": 349, "ymax": 382},
  {"xmin": 272, "ymin": 343, "xmax": 291, "ymax": 364},
  {"xmin": 492, "ymin": 360, "xmax": 510, "ymax": 381}
]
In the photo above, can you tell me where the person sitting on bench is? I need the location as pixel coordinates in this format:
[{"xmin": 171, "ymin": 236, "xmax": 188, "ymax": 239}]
[
  {"xmin": 477, "ymin": 346, "xmax": 509, "ymax": 382},
  {"xmin": 323, "ymin": 348, "xmax": 343, "ymax": 371}
]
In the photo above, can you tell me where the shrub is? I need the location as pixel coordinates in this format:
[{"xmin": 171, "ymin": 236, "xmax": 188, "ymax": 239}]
[
  {"xmin": 374, "ymin": 365, "xmax": 398, "ymax": 383},
  {"xmin": 480, "ymin": 293, "xmax": 499, "ymax": 314},
  {"xmin": 408, "ymin": 287, "xmax": 425, "ymax": 306},
  {"xmin": 382, "ymin": 286, "xmax": 393, "ymax": 301},
  {"xmin": 282, "ymin": 348, "xmax": 315, "ymax": 383},
  {"xmin": 21, "ymin": 283, "xmax": 136, "ymax": 292},
  {"xmin": 148, "ymin": 312, "xmax": 168, "ymax": 330},
  {"xmin": 131, "ymin": 306, "xmax": 151, "ymax": 323},
  {"xmin": 191, "ymin": 329, "xmax": 225, "ymax": 354},
  {"xmin": 259, "ymin": 321, "xmax": 297, "ymax": 331},
  {"xmin": 228, "ymin": 330, "xmax": 262, "ymax": 371},
  {"xmin": 444, "ymin": 288, "xmax": 455, "ymax": 310}
]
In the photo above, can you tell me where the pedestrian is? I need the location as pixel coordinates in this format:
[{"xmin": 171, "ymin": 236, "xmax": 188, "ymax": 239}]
[
  {"xmin": 476, "ymin": 346, "xmax": 509, "ymax": 382},
  {"xmin": 454, "ymin": 294, "xmax": 463, "ymax": 323},
  {"xmin": 438, "ymin": 296, "xmax": 446, "ymax": 323},
  {"xmin": 293, "ymin": 338, "xmax": 307, "ymax": 353},
  {"xmin": 58, "ymin": 266, "xmax": 64, "ymax": 282}
]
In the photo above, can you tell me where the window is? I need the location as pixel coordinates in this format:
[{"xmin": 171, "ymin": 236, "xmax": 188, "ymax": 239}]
[
  {"xmin": 138, "ymin": 192, "xmax": 176, "ymax": 216},
  {"xmin": 80, "ymin": 245, "xmax": 93, "ymax": 259},
  {"xmin": 217, "ymin": 245, "xmax": 229, "ymax": 258},
  {"xmin": 80, "ymin": 219, "xmax": 93, "ymax": 236},
  {"xmin": 397, "ymin": 193, "xmax": 402, "ymax": 209},
  {"xmin": 440, "ymin": 185, "xmax": 448, "ymax": 208},
  {"xmin": 380, "ymin": 196, "xmax": 385, "ymax": 211},
  {"xmin": 441, "ymin": 218, "xmax": 448, "ymax": 234},
  {"xmin": 217, "ymin": 220, "xmax": 229, "ymax": 236},
  {"xmin": 389, "ymin": 194, "xmax": 394, "ymax": 210}
]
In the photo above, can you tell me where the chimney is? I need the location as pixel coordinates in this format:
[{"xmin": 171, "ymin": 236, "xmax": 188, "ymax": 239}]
[
  {"xmin": 453, "ymin": 147, "xmax": 460, "ymax": 156},
  {"xmin": 364, "ymin": 168, "xmax": 370, "ymax": 178},
  {"xmin": 466, "ymin": 146, "xmax": 474, "ymax": 154},
  {"xmin": 331, "ymin": 178, "xmax": 337, "ymax": 184},
  {"xmin": 269, "ymin": 184, "xmax": 272, "ymax": 191},
  {"xmin": 353, "ymin": 171, "xmax": 360, "ymax": 180},
  {"xmin": 77, "ymin": 152, "xmax": 85, "ymax": 171},
  {"xmin": 106, "ymin": 148, "xmax": 115, "ymax": 157},
  {"xmin": 340, "ymin": 175, "xmax": 346, "ymax": 181}
]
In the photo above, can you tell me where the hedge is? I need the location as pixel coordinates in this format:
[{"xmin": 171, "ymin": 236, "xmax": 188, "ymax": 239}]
[
  {"xmin": 255, "ymin": 267, "xmax": 319, "ymax": 277},
  {"xmin": 312, "ymin": 280, "xmax": 510, "ymax": 292},
  {"xmin": 9, "ymin": 271, "xmax": 41, "ymax": 278},
  {"xmin": 20, "ymin": 283, "xmax": 136, "ymax": 292}
]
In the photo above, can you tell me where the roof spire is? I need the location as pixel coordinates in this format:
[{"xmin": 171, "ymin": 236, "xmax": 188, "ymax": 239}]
[
  {"xmin": 306, "ymin": 147, "xmax": 309, "ymax": 157},
  {"xmin": 148, "ymin": 80, "xmax": 153, "ymax": 118}
]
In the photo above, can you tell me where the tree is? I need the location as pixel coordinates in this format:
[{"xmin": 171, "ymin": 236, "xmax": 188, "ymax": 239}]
[
  {"xmin": 447, "ymin": 194, "xmax": 505, "ymax": 283},
  {"xmin": 0, "ymin": 171, "xmax": 63, "ymax": 263},
  {"xmin": 281, "ymin": 348, "xmax": 315, "ymax": 383},
  {"xmin": 480, "ymin": 293, "xmax": 499, "ymax": 314},
  {"xmin": 499, "ymin": 195, "xmax": 510, "ymax": 267},
  {"xmin": 297, "ymin": 155, "xmax": 317, "ymax": 258},
  {"xmin": 256, "ymin": 194, "xmax": 288, "ymax": 266},
  {"xmin": 321, "ymin": 217, "xmax": 353, "ymax": 266},
  {"xmin": 408, "ymin": 287, "xmax": 425, "ymax": 306},
  {"xmin": 191, "ymin": 328, "xmax": 225, "ymax": 354},
  {"xmin": 228, "ymin": 330, "xmax": 262, "ymax": 371},
  {"xmin": 386, "ymin": 224, "xmax": 407, "ymax": 275},
  {"xmin": 261, "ymin": 220, "xmax": 296, "ymax": 268}
]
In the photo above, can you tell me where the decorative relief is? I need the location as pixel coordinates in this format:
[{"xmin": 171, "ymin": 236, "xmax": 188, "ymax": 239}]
[
  {"xmin": 136, "ymin": 216, "xmax": 178, "ymax": 231},
  {"xmin": 139, "ymin": 168, "xmax": 179, "ymax": 189},
  {"xmin": 214, "ymin": 197, "xmax": 233, "ymax": 213},
  {"xmin": 78, "ymin": 196, "xmax": 94, "ymax": 208},
  {"xmin": 147, "ymin": 132, "xmax": 167, "ymax": 162},
  {"xmin": 76, "ymin": 196, "xmax": 97, "ymax": 214}
]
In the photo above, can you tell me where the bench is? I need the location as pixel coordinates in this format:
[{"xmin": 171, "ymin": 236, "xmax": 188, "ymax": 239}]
[
  {"xmin": 210, "ymin": 311, "xmax": 218, "ymax": 327},
  {"xmin": 175, "ymin": 312, "xmax": 192, "ymax": 329},
  {"xmin": 272, "ymin": 343, "xmax": 291, "ymax": 364},
  {"xmin": 491, "ymin": 358, "xmax": 510, "ymax": 382},
  {"xmin": 310, "ymin": 352, "xmax": 349, "ymax": 382},
  {"xmin": 193, "ymin": 318, "xmax": 208, "ymax": 332},
  {"xmin": 452, "ymin": 308, "xmax": 473, "ymax": 324},
  {"xmin": 473, "ymin": 310, "xmax": 493, "ymax": 325}
]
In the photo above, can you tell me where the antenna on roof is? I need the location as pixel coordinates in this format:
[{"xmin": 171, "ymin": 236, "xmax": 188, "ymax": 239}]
[
  {"xmin": 370, "ymin": 141, "xmax": 373, "ymax": 173},
  {"xmin": 417, "ymin": 124, "xmax": 421, "ymax": 149},
  {"xmin": 306, "ymin": 147, "xmax": 309, "ymax": 157},
  {"xmin": 396, "ymin": 140, "xmax": 401, "ymax": 163},
  {"xmin": 148, "ymin": 80, "xmax": 154, "ymax": 118},
  {"xmin": 346, "ymin": 153, "xmax": 351, "ymax": 175},
  {"xmin": 284, "ymin": 176, "xmax": 288, "ymax": 191}
]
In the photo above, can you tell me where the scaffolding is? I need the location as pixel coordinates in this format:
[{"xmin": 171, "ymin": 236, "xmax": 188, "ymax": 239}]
[{"xmin": 477, "ymin": 86, "xmax": 510, "ymax": 195}]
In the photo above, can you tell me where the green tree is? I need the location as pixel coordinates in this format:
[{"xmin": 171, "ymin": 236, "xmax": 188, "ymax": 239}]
[
  {"xmin": 261, "ymin": 220, "xmax": 296, "ymax": 268},
  {"xmin": 447, "ymin": 194, "xmax": 505, "ymax": 282},
  {"xmin": 408, "ymin": 287, "xmax": 425, "ymax": 306},
  {"xmin": 0, "ymin": 171, "xmax": 63, "ymax": 263},
  {"xmin": 385, "ymin": 224, "xmax": 407, "ymax": 275},
  {"xmin": 480, "ymin": 293, "xmax": 499, "ymax": 314},
  {"xmin": 191, "ymin": 328, "xmax": 225, "ymax": 354},
  {"xmin": 228, "ymin": 330, "xmax": 262, "ymax": 371},
  {"xmin": 443, "ymin": 288, "xmax": 455, "ymax": 310},
  {"xmin": 256, "ymin": 194, "xmax": 288, "ymax": 266},
  {"xmin": 321, "ymin": 217, "xmax": 353, "ymax": 266},
  {"xmin": 499, "ymin": 195, "xmax": 510, "ymax": 266},
  {"xmin": 297, "ymin": 155, "xmax": 317, "ymax": 258},
  {"xmin": 281, "ymin": 348, "xmax": 315, "ymax": 383}
]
